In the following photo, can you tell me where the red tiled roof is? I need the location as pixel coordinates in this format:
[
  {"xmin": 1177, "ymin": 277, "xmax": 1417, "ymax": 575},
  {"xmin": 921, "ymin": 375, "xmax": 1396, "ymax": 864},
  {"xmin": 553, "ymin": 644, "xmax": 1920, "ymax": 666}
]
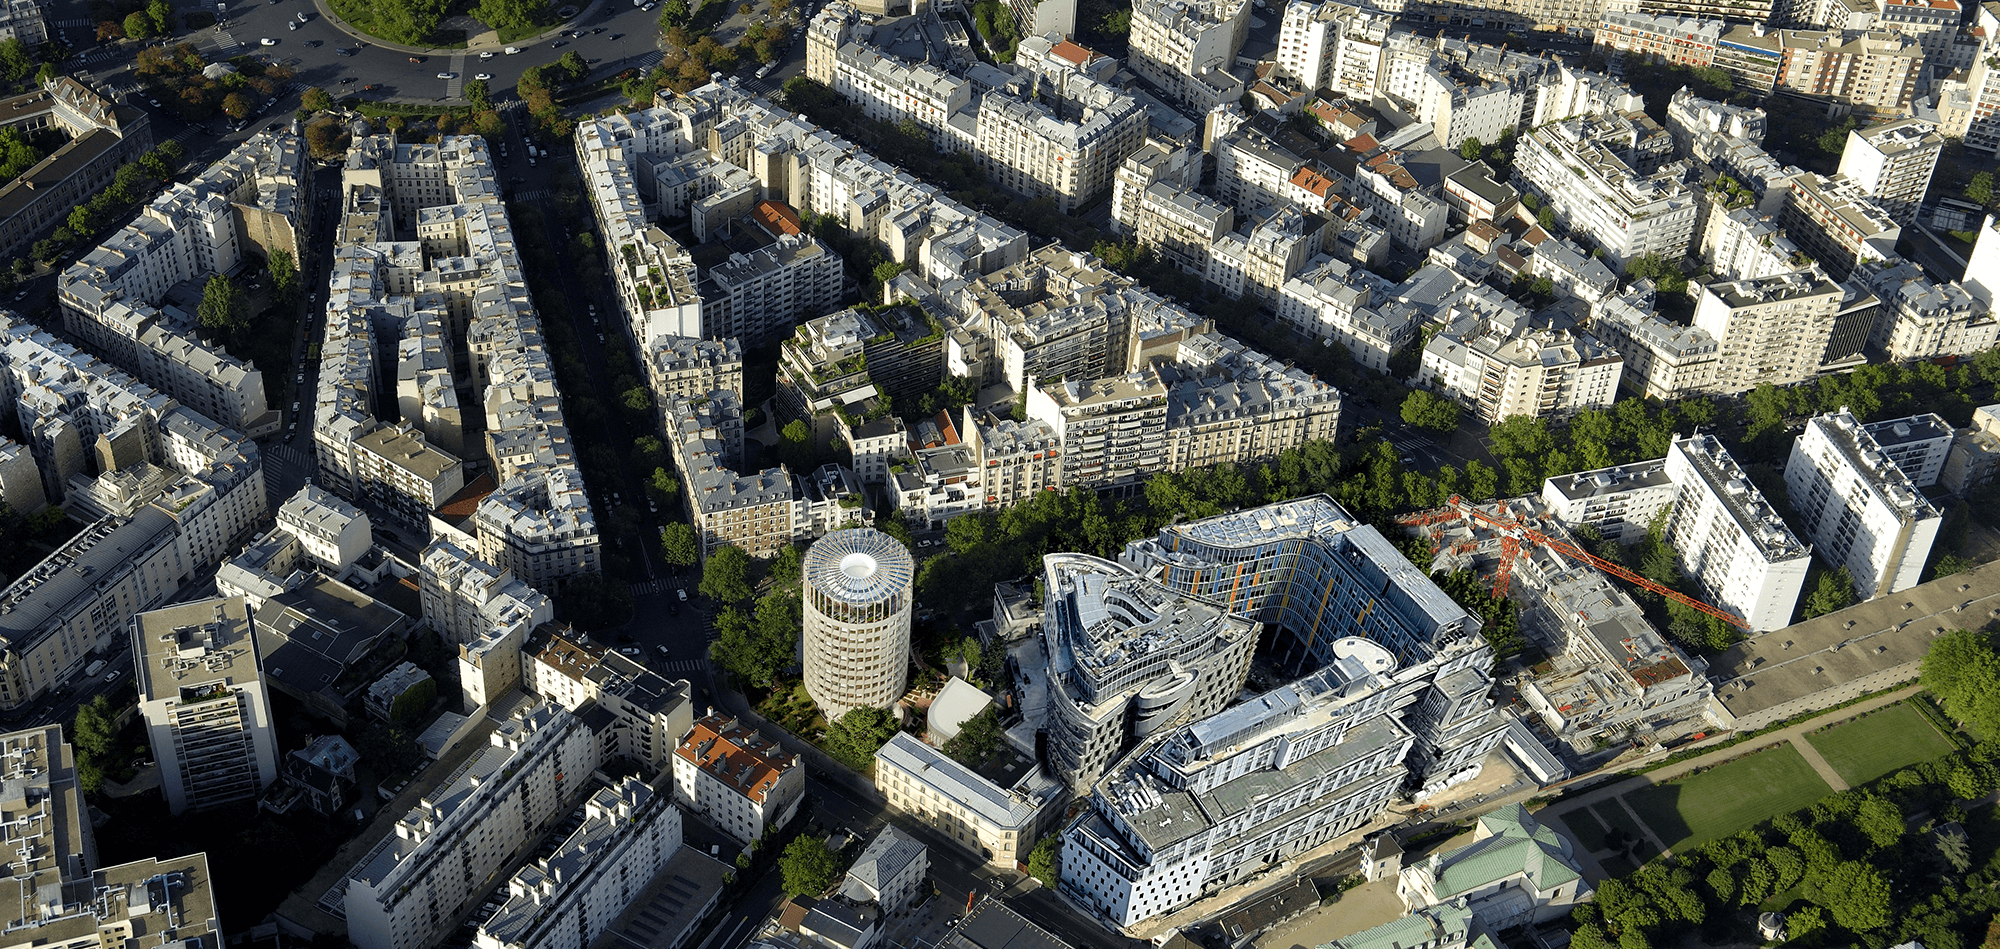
[
  {"xmin": 1290, "ymin": 166, "xmax": 1336, "ymax": 199},
  {"xmin": 437, "ymin": 472, "xmax": 497, "ymax": 520},
  {"xmin": 1051, "ymin": 39, "xmax": 1097, "ymax": 65},
  {"xmin": 755, "ymin": 200, "xmax": 803, "ymax": 237},
  {"xmin": 674, "ymin": 713, "xmax": 798, "ymax": 804}
]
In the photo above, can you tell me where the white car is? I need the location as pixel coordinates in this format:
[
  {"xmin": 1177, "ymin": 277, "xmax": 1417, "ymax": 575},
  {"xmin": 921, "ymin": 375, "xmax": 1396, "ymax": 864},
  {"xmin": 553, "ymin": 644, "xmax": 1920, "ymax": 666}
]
[
  {"xmin": 474, "ymin": 73, "xmax": 491, "ymax": 80},
  {"xmin": 480, "ymin": 50, "xmax": 495, "ymax": 58},
  {"xmin": 504, "ymin": 46, "xmax": 521, "ymax": 54},
  {"xmin": 676, "ymin": 589, "xmax": 688, "ymax": 602},
  {"xmin": 259, "ymin": 37, "xmax": 277, "ymax": 45},
  {"xmin": 437, "ymin": 71, "xmax": 456, "ymax": 79}
]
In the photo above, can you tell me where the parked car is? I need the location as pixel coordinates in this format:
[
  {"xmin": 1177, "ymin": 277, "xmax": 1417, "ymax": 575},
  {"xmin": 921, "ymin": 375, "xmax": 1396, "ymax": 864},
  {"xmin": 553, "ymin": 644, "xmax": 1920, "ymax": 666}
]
[
  {"xmin": 437, "ymin": 71, "xmax": 456, "ymax": 79},
  {"xmin": 260, "ymin": 37, "xmax": 277, "ymax": 45},
  {"xmin": 480, "ymin": 50, "xmax": 495, "ymax": 58},
  {"xmin": 474, "ymin": 73, "xmax": 491, "ymax": 80},
  {"xmin": 676, "ymin": 588, "xmax": 688, "ymax": 602},
  {"xmin": 504, "ymin": 46, "xmax": 521, "ymax": 54}
]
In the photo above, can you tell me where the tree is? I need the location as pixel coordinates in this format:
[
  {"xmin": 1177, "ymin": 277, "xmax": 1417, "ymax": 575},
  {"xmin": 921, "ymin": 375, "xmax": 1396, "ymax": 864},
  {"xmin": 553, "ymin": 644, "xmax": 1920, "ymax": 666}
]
[
  {"xmin": 122, "ymin": 11, "xmax": 154, "ymax": 39},
  {"xmin": 821, "ymin": 706, "xmax": 898, "ymax": 770},
  {"xmin": 463, "ymin": 78, "xmax": 490, "ymax": 110},
  {"xmin": 472, "ymin": 0, "xmax": 551, "ymax": 31},
  {"xmin": 1400, "ymin": 389, "xmax": 1460, "ymax": 433},
  {"xmin": 1850, "ymin": 794, "xmax": 1903, "ymax": 850},
  {"xmin": 699, "ymin": 544, "xmax": 753, "ymax": 604},
  {"xmin": 1625, "ymin": 252, "xmax": 1688, "ymax": 295},
  {"xmin": 660, "ymin": 522, "xmax": 699, "ymax": 568},
  {"xmin": 777, "ymin": 419, "xmax": 818, "ymax": 472},
  {"xmin": 557, "ymin": 50, "xmax": 588, "ymax": 82},
  {"xmin": 1027, "ymin": 836, "xmax": 1059, "ymax": 886},
  {"xmin": 196, "ymin": 275, "xmax": 248, "ymax": 342},
  {"xmin": 1971, "ymin": 171, "xmax": 1995, "ymax": 207},
  {"xmin": 1923, "ymin": 628, "xmax": 2000, "ymax": 738},
  {"xmin": 1801, "ymin": 566, "xmax": 1855, "ymax": 620},
  {"xmin": 1458, "ymin": 137, "xmax": 1484, "ymax": 161},
  {"xmin": 1536, "ymin": 206, "xmax": 1555, "ymax": 230},
  {"xmin": 709, "ymin": 594, "xmax": 798, "ymax": 686},
  {"xmin": 1803, "ymin": 860, "xmax": 1891, "ymax": 931},
  {"xmin": 554, "ymin": 573, "xmax": 633, "ymax": 629},
  {"xmin": 66, "ymin": 205, "xmax": 94, "ymax": 240},
  {"xmin": 942, "ymin": 705, "xmax": 1004, "ymax": 766},
  {"xmin": 72, "ymin": 695, "xmax": 116, "ymax": 762},
  {"xmin": 778, "ymin": 837, "xmax": 843, "ymax": 898},
  {"xmin": 301, "ymin": 87, "xmax": 333, "ymax": 112},
  {"xmin": 147, "ymin": 0, "xmax": 173, "ymax": 33},
  {"xmin": 97, "ymin": 21, "xmax": 124, "ymax": 41},
  {"xmin": 221, "ymin": 92, "xmax": 252, "ymax": 121},
  {"xmin": 387, "ymin": 677, "xmax": 437, "ymax": 726},
  {"xmin": 267, "ymin": 249, "xmax": 297, "ymax": 305}
]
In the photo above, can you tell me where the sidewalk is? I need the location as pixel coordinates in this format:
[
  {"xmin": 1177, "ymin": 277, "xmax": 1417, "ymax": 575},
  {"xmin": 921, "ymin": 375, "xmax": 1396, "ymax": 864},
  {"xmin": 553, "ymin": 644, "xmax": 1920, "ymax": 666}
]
[{"xmin": 307, "ymin": 0, "xmax": 610, "ymax": 54}]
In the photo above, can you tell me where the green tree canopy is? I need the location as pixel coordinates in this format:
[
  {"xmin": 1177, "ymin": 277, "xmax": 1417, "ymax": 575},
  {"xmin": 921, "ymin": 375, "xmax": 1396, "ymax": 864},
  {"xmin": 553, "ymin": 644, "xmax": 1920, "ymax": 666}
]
[
  {"xmin": 1923, "ymin": 628, "xmax": 2000, "ymax": 738},
  {"xmin": 1801, "ymin": 566, "xmax": 1855, "ymax": 621},
  {"xmin": 942, "ymin": 705, "xmax": 1004, "ymax": 766},
  {"xmin": 1399, "ymin": 389, "xmax": 1460, "ymax": 433},
  {"xmin": 554, "ymin": 573, "xmax": 633, "ymax": 629},
  {"xmin": 699, "ymin": 544, "xmax": 752, "ymax": 604},
  {"xmin": 267, "ymin": 249, "xmax": 297, "ymax": 305},
  {"xmin": 471, "ymin": 0, "xmax": 551, "ymax": 31},
  {"xmin": 300, "ymin": 87, "xmax": 333, "ymax": 112},
  {"xmin": 1027, "ymin": 836, "xmax": 1059, "ymax": 886},
  {"xmin": 1803, "ymin": 860, "xmax": 1891, "ymax": 931},
  {"xmin": 1458, "ymin": 137, "xmax": 1484, "ymax": 161},
  {"xmin": 121, "ymin": 13, "xmax": 153, "ymax": 40},
  {"xmin": 778, "ymin": 837, "xmax": 843, "ymax": 898},
  {"xmin": 821, "ymin": 706, "xmax": 899, "ymax": 770},
  {"xmin": 660, "ymin": 522, "xmax": 699, "ymax": 568},
  {"xmin": 463, "ymin": 78, "xmax": 491, "ymax": 110},
  {"xmin": 196, "ymin": 275, "xmax": 248, "ymax": 342}
]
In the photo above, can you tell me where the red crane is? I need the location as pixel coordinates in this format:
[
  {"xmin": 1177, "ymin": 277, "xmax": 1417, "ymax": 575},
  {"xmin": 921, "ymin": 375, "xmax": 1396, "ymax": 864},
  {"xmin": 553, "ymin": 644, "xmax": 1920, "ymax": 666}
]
[{"xmin": 1398, "ymin": 495, "xmax": 1751, "ymax": 630}]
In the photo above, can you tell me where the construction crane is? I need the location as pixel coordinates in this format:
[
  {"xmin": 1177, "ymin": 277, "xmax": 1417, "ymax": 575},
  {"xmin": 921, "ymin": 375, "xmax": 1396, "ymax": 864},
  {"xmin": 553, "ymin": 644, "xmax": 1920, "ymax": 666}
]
[{"xmin": 1397, "ymin": 495, "xmax": 1751, "ymax": 630}]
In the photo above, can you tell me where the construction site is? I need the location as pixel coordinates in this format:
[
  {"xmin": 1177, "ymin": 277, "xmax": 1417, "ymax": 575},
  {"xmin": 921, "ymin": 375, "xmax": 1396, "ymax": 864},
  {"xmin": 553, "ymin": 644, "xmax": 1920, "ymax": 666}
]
[{"xmin": 1402, "ymin": 496, "xmax": 1717, "ymax": 756}]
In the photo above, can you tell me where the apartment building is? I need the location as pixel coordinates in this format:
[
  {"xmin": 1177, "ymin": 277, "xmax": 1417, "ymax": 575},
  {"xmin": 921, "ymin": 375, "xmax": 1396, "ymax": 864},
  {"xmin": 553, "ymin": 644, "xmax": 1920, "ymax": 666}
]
[
  {"xmin": 1278, "ymin": 257, "xmax": 1418, "ymax": 372},
  {"xmin": 349, "ymin": 423, "xmax": 466, "ymax": 527},
  {"xmin": 1275, "ymin": 0, "xmax": 1345, "ymax": 89},
  {"xmin": 1343, "ymin": 146, "xmax": 1455, "ymax": 252},
  {"xmin": 649, "ymin": 335, "xmax": 744, "ymax": 402},
  {"xmin": 830, "ymin": 42, "xmax": 971, "ymax": 141},
  {"xmin": 1777, "ymin": 29, "xmax": 1925, "ymax": 110},
  {"xmin": 876, "ymin": 731, "xmax": 1062, "ymax": 869},
  {"xmin": 522, "ymin": 624, "xmax": 694, "ymax": 769},
  {"xmin": 572, "ymin": 111, "xmax": 704, "ymax": 345},
  {"xmin": 1786, "ymin": 410, "xmax": 1942, "ymax": 599},
  {"xmin": 1026, "ymin": 373, "xmax": 1168, "ymax": 494},
  {"xmin": 1958, "ymin": 2, "xmax": 2000, "ymax": 153},
  {"xmin": 1541, "ymin": 459, "xmax": 1681, "ymax": 543},
  {"xmin": 1589, "ymin": 289, "xmax": 1721, "ymax": 400},
  {"xmin": 344, "ymin": 703, "xmax": 605, "ymax": 949},
  {"xmin": 973, "ymin": 80, "xmax": 1148, "ymax": 215},
  {"xmin": 1664, "ymin": 434, "xmax": 1812, "ymax": 631},
  {"xmin": 1595, "ymin": 11, "xmax": 1726, "ymax": 67},
  {"xmin": 1778, "ymin": 174, "xmax": 1900, "ymax": 278},
  {"xmin": 1858, "ymin": 258, "xmax": 1999, "ymax": 362},
  {"xmin": 1129, "ymin": 183, "xmax": 1236, "ymax": 273},
  {"xmin": 1125, "ymin": 496, "xmax": 1503, "ymax": 791},
  {"xmin": 1692, "ymin": 269, "xmax": 1842, "ymax": 393},
  {"xmin": 776, "ymin": 305, "xmax": 945, "ymax": 422},
  {"xmin": 1864, "ymin": 413, "xmax": 1953, "ymax": 487},
  {"xmin": 1128, "ymin": 0, "xmax": 1252, "ymax": 111},
  {"xmin": 1418, "ymin": 288, "xmax": 1622, "ymax": 423},
  {"xmin": 1387, "ymin": 63, "xmax": 1528, "ymax": 151},
  {"xmin": 1517, "ymin": 113, "xmax": 1697, "ymax": 267},
  {"xmin": 277, "ymin": 484, "xmax": 372, "ymax": 571},
  {"xmin": 0, "ymin": 723, "xmax": 225, "ymax": 949},
  {"xmin": 133, "ymin": 597, "xmax": 280, "ymax": 814},
  {"xmin": 665, "ymin": 391, "xmax": 801, "ymax": 559},
  {"xmin": 471, "ymin": 469, "xmax": 603, "ymax": 587},
  {"xmin": 1700, "ymin": 202, "xmax": 1812, "ymax": 282},
  {"xmin": 672, "ymin": 712, "xmax": 806, "ymax": 844},
  {"xmin": 1038, "ymin": 552, "xmax": 1260, "ymax": 791},
  {"xmin": 472, "ymin": 778, "xmax": 681, "ymax": 949},
  {"xmin": 1836, "ymin": 119, "xmax": 1942, "ymax": 224},
  {"xmin": 1111, "ymin": 139, "xmax": 1202, "ymax": 234},
  {"xmin": 697, "ymin": 233, "xmax": 843, "ymax": 348},
  {"xmin": 420, "ymin": 538, "xmax": 554, "ymax": 647},
  {"xmin": 963, "ymin": 411, "xmax": 1064, "ymax": 508}
]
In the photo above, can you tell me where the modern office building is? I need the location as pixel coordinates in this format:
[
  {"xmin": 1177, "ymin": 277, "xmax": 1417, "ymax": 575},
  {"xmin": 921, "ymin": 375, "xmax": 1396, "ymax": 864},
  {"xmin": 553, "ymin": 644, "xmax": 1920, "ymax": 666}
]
[
  {"xmin": 1038, "ymin": 552, "xmax": 1260, "ymax": 790},
  {"xmin": 344, "ymin": 703, "xmax": 605, "ymax": 949},
  {"xmin": 1664, "ymin": 434, "xmax": 1813, "ymax": 631},
  {"xmin": 471, "ymin": 777, "xmax": 682, "ymax": 949},
  {"xmin": 1836, "ymin": 119, "xmax": 1942, "ymax": 225},
  {"xmin": 1124, "ymin": 496, "xmax": 1504, "ymax": 792},
  {"xmin": 1785, "ymin": 410, "xmax": 1942, "ymax": 600},
  {"xmin": 132, "ymin": 596, "xmax": 280, "ymax": 814},
  {"xmin": 671, "ymin": 712, "xmax": 806, "ymax": 844},
  {"xmin": 1059, "ymin": 661, "xmax": 1416, "ymax": 928},
  {"xmin": 802, "ymin": 528, "xmax": 916, "ymax": 720}
]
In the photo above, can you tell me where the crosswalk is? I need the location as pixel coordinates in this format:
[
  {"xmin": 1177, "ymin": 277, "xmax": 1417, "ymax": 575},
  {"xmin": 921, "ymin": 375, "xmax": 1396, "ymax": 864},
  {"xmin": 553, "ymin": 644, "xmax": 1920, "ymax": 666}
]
[
  {"xmin": 445, "ymin": 52, "xmax": 466, "ymax": 98},
  {"xmin": 631, "ymin": 52, "xmax": 663, "ymax": 72},
  {"xmin": 212, "ymin": 31, "xmax": 238, "ymax": 53},
  {"xmin": 657, "ymin": 658, "xmax": 709, "ymax": 676},
  {"xmin": 54, "ymin": 17, "xmax": 94, "ymax": 28},
  {"xmin": 75, "ymin": 48, "xmax": 123, "ymax": 66},
  {"xmin": 509, "ymin": 188, "xmax": 554, "ymax": 201},
  {"xmin": 628, "ymin": 578, "xmax": 682, "ymax": 596}
]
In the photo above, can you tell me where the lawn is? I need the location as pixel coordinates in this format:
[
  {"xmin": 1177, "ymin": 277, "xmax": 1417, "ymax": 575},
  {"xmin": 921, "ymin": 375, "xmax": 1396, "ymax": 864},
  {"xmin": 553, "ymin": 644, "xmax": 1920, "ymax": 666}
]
[
  {"xmin": 1804, "ymin": 701, "xmax": 1958, "ymax": 786},
  {"xmin": 1625, "ymin": 744, "xmax": 1834, "ymax": 851}
]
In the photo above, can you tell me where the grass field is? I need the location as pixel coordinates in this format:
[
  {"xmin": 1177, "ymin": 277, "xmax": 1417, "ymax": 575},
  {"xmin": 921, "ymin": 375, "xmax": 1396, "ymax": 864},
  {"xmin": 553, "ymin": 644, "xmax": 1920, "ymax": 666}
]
[
  {"xmin": 1805, "ymin": 702, "xmax": 1958, "ymax": 786},
  {"xmin": 1625, "ymin": 744, "xmax": 1833, "ymax": 851}
]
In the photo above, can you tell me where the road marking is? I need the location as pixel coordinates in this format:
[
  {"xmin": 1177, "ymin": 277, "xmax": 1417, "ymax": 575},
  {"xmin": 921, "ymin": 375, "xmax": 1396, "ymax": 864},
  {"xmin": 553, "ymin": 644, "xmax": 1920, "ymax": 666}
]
[{"xmin": 446, "ymin": 52, "xmax": 467, "ymax": 98}]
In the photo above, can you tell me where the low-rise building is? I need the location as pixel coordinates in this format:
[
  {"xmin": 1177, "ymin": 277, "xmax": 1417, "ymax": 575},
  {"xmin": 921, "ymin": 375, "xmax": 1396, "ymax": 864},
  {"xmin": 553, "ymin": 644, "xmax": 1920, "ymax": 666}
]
[
  {"xmin": 1396, "ymin": 805, "xmax": 1589, "ymax": 928},
  {"xmin": 838, "ymin": 826, "xmax": 928, "ymax": 915},
  {"xmin": 876, "ymin": 731, "xmax": 1063, "ymax": 869}
]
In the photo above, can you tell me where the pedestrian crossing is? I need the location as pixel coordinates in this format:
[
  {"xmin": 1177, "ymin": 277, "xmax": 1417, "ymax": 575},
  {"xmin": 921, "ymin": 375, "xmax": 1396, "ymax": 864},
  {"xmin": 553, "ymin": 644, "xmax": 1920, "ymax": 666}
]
[
  {"xmin": 75, "ymin": 48, "xmax": 122, "ymax": 65},
  {"xmin": 445, "ymin": 52, "xmax": 466, "ymax": 98},
  {"xmin": 629, "ymin": 578, "xmax": 682, "ymax": 596},
  {"xmin": 54, "ymin": 18, "xmax": 94, "ymax": 28},
  {"xmin": 632, "ymin": 52, "xmax": 663, "ymax": 71},
  {"xmin": 657, "ymin": 658, "xmax": 709, "ymax": 676},
  {"xmin": 509, "ymin": 188, "xmax": 553, "ymax": 201},
  {"xmin": 212, "ymin": 31, "xmax": 238, "ymax": 53}
]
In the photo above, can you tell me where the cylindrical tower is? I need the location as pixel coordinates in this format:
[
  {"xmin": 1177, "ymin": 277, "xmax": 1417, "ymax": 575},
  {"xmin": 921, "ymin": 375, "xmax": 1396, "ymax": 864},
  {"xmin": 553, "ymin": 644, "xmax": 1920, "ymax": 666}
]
[{"xmin": 801, "ymin": 528, "xmax": 916, "ymax": 721}]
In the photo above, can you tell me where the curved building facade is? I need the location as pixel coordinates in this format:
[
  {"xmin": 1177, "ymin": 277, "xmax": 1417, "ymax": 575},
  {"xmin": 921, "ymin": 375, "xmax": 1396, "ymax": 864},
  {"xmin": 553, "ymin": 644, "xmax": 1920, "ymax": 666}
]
[{"xmin": 802, "ymin": 528, "xmax": 916, "ymax": 720}]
